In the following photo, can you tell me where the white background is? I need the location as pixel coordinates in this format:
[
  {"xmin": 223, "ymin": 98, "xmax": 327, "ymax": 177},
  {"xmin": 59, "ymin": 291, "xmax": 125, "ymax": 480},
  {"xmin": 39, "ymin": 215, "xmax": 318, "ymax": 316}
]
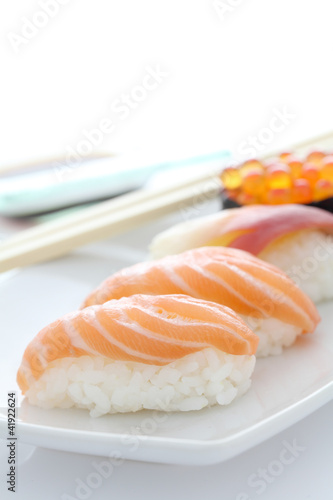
[
  {"xmin": 1, "ymin": 0, "xmax": 333, "ymax": 167},
  {"xmin": 1, "ymin": 1, "xmax": 333, "ymax": 499}
]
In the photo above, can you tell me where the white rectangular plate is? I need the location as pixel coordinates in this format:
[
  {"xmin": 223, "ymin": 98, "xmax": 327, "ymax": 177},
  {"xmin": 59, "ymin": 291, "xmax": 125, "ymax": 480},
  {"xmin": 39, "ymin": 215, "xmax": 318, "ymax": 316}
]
[{"xmin": 1, "ymin": 204, "xmax": 333, "ymax": 466}]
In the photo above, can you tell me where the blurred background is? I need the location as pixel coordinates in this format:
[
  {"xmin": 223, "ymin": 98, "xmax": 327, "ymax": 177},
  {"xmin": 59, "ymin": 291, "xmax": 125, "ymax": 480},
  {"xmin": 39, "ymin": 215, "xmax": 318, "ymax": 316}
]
[{"xmin": 1, "ymin": 0, "xmax": 333, "ymax": 170}]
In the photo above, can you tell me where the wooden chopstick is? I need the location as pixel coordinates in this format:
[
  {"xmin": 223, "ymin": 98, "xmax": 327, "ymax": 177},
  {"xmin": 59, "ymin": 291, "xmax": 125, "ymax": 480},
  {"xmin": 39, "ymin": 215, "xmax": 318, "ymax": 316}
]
[
  {"xmin": 1, "ymin": 128, "xmax": 333, "ymax": 273},
  {"xmin": 0, "ymin": 169, "xmax": 222, "ymax": 272},
  {"xmin": 3, "ymin": 128, "xmax": 331, "ymax": 254},
  {"xmin": 260, "ymin": 128, "xmax": 333, "ymax": 159}
]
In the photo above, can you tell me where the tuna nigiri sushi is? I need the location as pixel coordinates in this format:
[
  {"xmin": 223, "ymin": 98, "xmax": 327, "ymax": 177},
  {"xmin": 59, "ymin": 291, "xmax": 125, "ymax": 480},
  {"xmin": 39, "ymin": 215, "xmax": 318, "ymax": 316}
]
[
  {"xmin": 82, "ymin": 247, "xmax": 320, "ymax": 357},
  {"xmin": 17, "ymin": 294, "xmax": 258, "ymax": 416},
  {"xmin": 149, "ymin": 204, "xmax": 333, "ymax": 303}
]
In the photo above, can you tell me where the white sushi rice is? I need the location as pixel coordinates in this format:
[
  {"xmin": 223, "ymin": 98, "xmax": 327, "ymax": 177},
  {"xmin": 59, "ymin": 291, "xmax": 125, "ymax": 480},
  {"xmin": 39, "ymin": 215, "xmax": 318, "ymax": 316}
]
[
  {"xmin": 260, "ymin": 229, "xmax": 333, "ymax": 303},
  {"xmin": 25, "ymin": 348, "xmax": 255, "ymax": 417},
  {"xmin": 243, "ymin": 316, "xmax": 301, "ymax": 357}
]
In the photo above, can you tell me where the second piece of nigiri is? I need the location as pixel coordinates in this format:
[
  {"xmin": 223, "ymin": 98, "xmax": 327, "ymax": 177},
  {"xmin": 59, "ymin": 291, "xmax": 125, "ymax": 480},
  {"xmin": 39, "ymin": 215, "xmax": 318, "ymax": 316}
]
[
  {"xmin": 149, "ymin": 204, "xmax": 333, "ymax": 303},
  {"xmin": 82, "ymin": 246, "xmax": 320, "ymax": 357}
]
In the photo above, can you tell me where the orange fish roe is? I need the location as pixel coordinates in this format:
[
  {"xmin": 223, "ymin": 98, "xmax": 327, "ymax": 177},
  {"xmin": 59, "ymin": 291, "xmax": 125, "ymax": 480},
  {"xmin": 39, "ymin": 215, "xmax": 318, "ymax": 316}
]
[
  {"xmin": 266, "ymin": 188, "xmax": 291, "ymax": 205},
  {"xmin": 222, "ymin": 150, "xmax": 333, "ymax": 206},
  {"xmin": 240, "ymin": 159, "xmax": 264, "ymax": 175},
  {"xmin": 306, "ymin": 151, "xmax": 325, "ymax": 165},
  {"xmin": 320, "ymin": 156, "xmax": 333, "ymax": 182},
  {"xmin": 301, "ymin": 163, "xmax": 320, "ymax": 187},
  {"xmin": 313, "ymin": 179, "xmax": 333, "ymax": 202},
  {"xmin": 221, "ymin": 167, "xmax": 242, "ymax": 190},
  {"xmin": 237, "ymin": 191, "xmax": 258, "ymax": 206},
  {"xmin": 265, "ymin": 163, "xmax": 292, "ymax": 190},
  {"xmin": 288, "ymin": 159, "xmax": 303, "ymax": 179},
  {"xmin": 242, "ymin": 169, "xmax": 265, "ymax": 196},
  {"xmin": 291, "ymin": 179, "xmax": 313, "ymax": 204},
  {"xmin": 279, "ymin": 152, "xmax": 293, "ymax": 162}
]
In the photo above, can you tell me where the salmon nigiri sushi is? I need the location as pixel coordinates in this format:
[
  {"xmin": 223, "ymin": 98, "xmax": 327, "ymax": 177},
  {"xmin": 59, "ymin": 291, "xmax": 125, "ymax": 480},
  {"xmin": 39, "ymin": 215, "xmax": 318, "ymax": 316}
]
[
  {"xmin": 150, "ymin": 204, "xmax": 333, "ymax": 303},
  {"xmin": 17, "ymin": 295, "xmax": 258, "ymax": 416},
  {"xmin": 82, "ymin": 247, "xmax": 320, "ymax": 357}
]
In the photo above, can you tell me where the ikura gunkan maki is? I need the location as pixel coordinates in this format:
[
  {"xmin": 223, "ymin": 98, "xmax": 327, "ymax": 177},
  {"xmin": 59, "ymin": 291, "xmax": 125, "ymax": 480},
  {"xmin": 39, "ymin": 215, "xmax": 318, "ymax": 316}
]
[{"xmin": 221, "ymin": 150, "xmax": 333, "ymax": 209}]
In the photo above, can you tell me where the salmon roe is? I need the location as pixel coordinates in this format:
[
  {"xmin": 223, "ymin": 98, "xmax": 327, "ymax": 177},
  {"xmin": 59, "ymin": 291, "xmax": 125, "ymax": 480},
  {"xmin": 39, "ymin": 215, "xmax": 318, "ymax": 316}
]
[{"xmin": 222, "ymin": 150, "xmax": 333, "ymax": 206}]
